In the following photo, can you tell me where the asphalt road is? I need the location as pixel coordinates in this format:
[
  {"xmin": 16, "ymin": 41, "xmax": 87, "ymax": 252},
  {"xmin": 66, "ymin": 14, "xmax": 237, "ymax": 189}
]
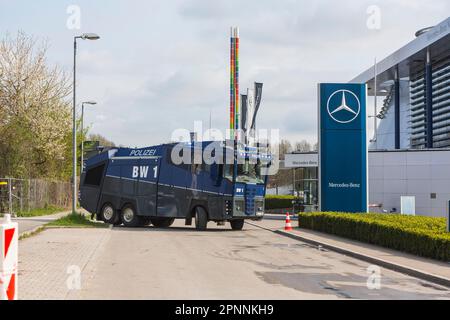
[{"xmin": 71, "ymin": 219, "xmax": 449, "ymax": 300}]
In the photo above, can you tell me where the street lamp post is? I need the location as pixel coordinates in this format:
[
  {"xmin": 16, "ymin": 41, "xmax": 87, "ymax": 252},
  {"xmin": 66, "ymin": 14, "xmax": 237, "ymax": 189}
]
[
  {"xmin": 73, "ymin": 33, "xmax": 100, "ymax": 215},
  {"xmin": 81, "ymin": 101, "xmax": 97, "ymax": 174}
]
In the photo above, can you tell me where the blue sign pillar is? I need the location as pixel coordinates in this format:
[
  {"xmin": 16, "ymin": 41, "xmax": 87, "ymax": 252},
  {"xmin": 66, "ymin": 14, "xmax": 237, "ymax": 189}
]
[{"xmin": 318, "ymin": 83, "xmax": 368, "ymax": 213}]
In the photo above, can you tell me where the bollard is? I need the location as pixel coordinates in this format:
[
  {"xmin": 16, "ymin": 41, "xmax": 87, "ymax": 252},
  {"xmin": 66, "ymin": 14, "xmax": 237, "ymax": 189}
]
[
  {"xmin": 0, "ymin": 214, "xmax": 18, "ymax": 300},
  {"xmin": 284, "ymin": 211, "xmax": 293, "ymax": 231}
]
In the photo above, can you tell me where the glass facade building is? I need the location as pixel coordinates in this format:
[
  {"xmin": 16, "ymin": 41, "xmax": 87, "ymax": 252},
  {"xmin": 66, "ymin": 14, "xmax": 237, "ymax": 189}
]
[
  {"xmin": 352, "ymin": 17, "xmax": 450, "ymax": 150},
  {"xmin": 410, "ymin": 54, "xmax": 450, "ymax": 148}
]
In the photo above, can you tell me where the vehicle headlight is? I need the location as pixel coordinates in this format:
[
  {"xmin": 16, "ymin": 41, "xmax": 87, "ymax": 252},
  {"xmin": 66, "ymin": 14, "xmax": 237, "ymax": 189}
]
[
  {"xmin": 255, "ymin": 199, "xmax": 264, "ymax": 214},
  {"xmin": 233, "ymin": 198, "xmax": 245, "ymax": 214}
]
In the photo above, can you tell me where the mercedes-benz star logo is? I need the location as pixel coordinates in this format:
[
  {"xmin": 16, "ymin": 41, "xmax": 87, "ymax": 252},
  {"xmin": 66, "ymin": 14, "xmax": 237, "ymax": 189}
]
[{"xmin": 326, "ymin": 90, "xmax": 360, "ymax": 123}]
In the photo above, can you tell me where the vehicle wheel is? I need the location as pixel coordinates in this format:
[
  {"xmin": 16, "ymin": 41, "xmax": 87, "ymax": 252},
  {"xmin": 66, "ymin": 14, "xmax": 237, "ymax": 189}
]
[
  {"xmin": 194, "ymin": 207, "xmax": 208, "ymax": 231},
  {"xmin": 151, "ymin": 217, "xmax": 175, "ymax": 228},
  {"xmin": 230, "ymin": 219, "xmax": 244, "ymax": 230},
  {"xmin": 100, "ymin": 203, "xmax": 120, "ymax": 225},
  {"xmin": 120, "ymin": 204, "xmax": 142, "ymax": 227}
]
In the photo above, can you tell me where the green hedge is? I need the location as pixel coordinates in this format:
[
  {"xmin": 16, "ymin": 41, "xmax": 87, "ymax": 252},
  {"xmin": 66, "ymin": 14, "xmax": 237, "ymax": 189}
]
[
  {"xmin": 298, "ymin": 212, "xmax": 450, "ymax": 261},
  {"xmin": 265, "ymin": 195, "xmax": 295, "ymax": 210}
]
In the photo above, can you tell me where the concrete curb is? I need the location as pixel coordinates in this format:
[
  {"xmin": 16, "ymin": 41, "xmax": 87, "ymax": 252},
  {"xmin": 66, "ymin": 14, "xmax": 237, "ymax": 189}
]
[
  {"xmin": 19, "ymin": 225, "xmax": 46, "ymax": 239},
  {"xmin": 274, "ymin": 229, "xmax": 450, "ymax": 289},
  {"xmin": 245, "ymin": 221, "xmax": 450, "ymax": 288},
  {"xmin": 18, "ymin": 211, "xmax": 73, "ymax": 239}
]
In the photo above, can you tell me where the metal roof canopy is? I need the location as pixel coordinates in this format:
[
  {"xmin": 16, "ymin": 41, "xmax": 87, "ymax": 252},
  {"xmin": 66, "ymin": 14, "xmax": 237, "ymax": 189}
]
[{"xmin": 350, "ymin": 17, "xmax": 450, "ymax": 96}]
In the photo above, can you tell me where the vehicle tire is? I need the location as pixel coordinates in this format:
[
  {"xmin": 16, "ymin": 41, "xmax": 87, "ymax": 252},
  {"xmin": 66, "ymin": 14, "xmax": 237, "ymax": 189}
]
[
  {"xmin": 151, "ymin": 217, "xmax": 175, "ymax": 228},
  {"xmin": 230, "ymin": 219, "xmax": 244, "ymax": 230},
  {"xmin": 194, "ymin": 207, "xmax": 208, "ymax": 231},
  {"xmin": 100, "ymin": 203, "xmax": 120, "ymax": 225},
  {"xmin": 120, "ymin": 204, "xmax": 142, "ymax": 227}
]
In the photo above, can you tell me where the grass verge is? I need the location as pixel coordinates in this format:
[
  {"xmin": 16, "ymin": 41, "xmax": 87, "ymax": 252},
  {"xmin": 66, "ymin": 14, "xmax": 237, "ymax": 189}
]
[
  {"xmin": 19, "ymin": 213, "xmax": 107, "ymax": 241},
  {"xmin": 17, "ymin": 205, "xmax": 65, "ymax": 217},
  {"xmin": 47, "ymin": 213, "xmax": 108, "ymax": 228}
]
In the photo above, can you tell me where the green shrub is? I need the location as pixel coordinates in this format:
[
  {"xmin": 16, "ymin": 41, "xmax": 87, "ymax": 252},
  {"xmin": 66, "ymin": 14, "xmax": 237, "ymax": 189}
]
[
  {"xmin": 265, "ymin": 195, "xmax": 295, "ymax": 210},
  {"xmin": 298, "ymin": 212, "xmax": 450, "ymax": 261}
]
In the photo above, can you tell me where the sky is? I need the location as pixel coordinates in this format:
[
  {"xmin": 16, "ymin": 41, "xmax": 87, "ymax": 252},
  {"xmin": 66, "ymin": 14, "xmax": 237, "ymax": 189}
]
[{"xmin": 0, "ymin": 0, "xmax": 449, "ymax": 147}]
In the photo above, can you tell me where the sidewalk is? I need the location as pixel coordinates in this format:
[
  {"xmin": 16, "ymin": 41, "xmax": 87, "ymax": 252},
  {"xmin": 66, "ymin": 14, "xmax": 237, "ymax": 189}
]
[
  {"xmin": 18, "ymin": 227, "xmax": 111, "ymax": 299},
  {"xmin": 251, "ymin": 217, "xmax": 450, "ymax": 287}
]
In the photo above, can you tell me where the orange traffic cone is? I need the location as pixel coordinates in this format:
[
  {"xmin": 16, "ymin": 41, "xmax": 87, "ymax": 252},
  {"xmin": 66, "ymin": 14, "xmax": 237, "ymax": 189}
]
[{"xmin": 285, "ymin": 211, "xmax": 293, "ymax": 231}]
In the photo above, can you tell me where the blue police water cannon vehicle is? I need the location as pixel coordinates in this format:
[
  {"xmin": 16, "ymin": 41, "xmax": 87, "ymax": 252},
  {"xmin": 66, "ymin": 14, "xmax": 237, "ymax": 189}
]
[{"xmin": 79, "ymin": 140, "xmax": 271, "ymax": 230}]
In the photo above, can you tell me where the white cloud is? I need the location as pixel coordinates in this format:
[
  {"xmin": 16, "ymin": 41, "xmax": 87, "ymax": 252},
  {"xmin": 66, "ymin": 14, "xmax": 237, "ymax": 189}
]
[{"xmin": 17, "ymin": 0, "xmax": 447, "ymax": 147}]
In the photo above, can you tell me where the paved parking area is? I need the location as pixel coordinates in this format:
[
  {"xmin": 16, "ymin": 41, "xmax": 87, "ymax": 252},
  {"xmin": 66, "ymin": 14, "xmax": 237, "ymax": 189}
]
[
  {"xmin": 17, "ymin": 220, "xmax": 450, "ymax": 300},
  {"xmin": 18, "ymin": 228, "xmax": 110, "ymax": 299}
]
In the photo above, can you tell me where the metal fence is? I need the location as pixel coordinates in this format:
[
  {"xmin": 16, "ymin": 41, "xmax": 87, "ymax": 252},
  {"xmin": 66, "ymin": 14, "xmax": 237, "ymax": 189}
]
[{"xmin": 0, "ymin": 178, "xmax": 72, "ymax": 216}]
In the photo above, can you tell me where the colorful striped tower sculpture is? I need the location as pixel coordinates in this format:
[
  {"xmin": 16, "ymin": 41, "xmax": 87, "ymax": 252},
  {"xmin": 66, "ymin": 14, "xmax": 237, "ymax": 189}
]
[{"xmin": 230, "ymin": 27, "xmax": 239, "ymax": 139}]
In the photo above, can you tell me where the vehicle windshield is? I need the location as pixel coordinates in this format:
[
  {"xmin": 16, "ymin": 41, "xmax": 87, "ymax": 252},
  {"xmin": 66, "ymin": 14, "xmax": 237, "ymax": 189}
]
[
  {"xmin": 237, "ymin": 162, "xmax": 263, "ymax": 183},
  {"xmin": 235, "ymin": 159, "xmax": 264, "ymax": 184}
]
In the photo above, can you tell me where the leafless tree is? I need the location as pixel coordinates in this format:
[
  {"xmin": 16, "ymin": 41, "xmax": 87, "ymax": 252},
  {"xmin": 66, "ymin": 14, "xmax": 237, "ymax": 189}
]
[
  {"xmin": 294, "ymin": 140, "xmax": 312, "ymax": 152},
  {"xmin": 88, "ymin": 133, "xmax": 116, "ymax": 147}
]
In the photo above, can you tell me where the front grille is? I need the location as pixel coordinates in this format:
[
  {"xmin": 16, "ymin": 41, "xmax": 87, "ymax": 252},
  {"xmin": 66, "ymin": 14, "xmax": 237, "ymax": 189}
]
[{"xmin": 245, "ymin": 187, "xmax": 256, "ymax": 216}]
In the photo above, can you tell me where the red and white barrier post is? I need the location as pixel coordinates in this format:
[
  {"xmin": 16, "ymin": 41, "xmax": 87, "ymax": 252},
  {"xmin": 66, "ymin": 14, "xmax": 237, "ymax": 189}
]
[
  {"xmin": 284, "ymin": 211, "xmax": 293, "ymax": 231},
  {"xmin": 0, "ymin": 214, "xmax": 18, "ymax": 300}
]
